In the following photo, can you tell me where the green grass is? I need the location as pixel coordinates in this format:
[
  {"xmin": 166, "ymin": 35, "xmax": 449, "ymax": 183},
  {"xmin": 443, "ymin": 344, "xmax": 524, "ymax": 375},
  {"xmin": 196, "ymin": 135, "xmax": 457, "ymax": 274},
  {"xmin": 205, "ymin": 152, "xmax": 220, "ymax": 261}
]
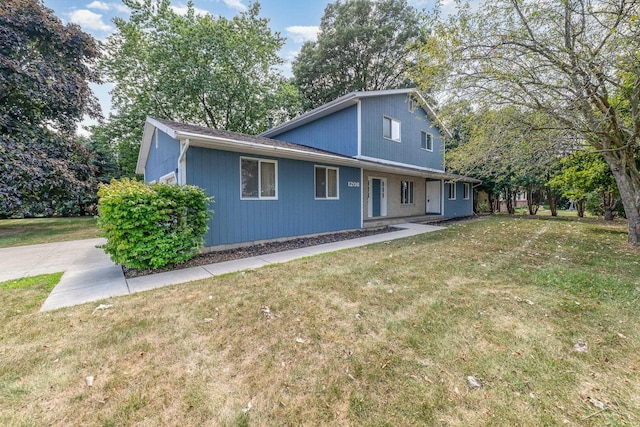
[
  {"xmin": 0, "ymin": 273, "xmax": 63, "ymax": 291},
  {"xmin": 0, "ymin": 217, "xmax": 639, "ymax": 426},
  {"xmin": 0, "ymin": 217, "xmax": 101, "ymax": 248},
  {"xmin": 0, "ymin": 273, "xmax": 62, "ymax": 318}
]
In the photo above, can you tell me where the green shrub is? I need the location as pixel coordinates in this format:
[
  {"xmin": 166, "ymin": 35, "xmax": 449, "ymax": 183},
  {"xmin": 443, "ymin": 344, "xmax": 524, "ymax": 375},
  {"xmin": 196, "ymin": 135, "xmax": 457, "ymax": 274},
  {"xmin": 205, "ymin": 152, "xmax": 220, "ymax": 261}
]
[{"xmin": 97, "ymin": 178, "xmax": 212, "ymax": 269}]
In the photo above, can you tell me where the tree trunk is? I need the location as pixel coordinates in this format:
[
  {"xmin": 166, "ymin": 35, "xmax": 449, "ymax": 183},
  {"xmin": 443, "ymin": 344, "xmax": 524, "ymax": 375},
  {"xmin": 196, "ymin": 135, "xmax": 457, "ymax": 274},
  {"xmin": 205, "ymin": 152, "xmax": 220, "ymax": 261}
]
[
  {"xmin": 473, "ymin": 189, "xmax": 479, "ymax": 214},
  {"xmin": 505, "ymin": 191, "xmax": 515, "ymax": 214},
  {"xmin": 601, "ymin": 192, "xmax": 615, "ymax": 221},
  {"xmin": 489, "ymin": 193, "xmax": 498, "ymax": 213},
  {"xmin": 527, "ymin": 186, "xmax": 541, "ymax": 215},
  {"xmin": 602, "ymin": 149, "xmax": 640, "ymax": 245},
  {"xmin": 577, "ymin": 200, "xmax": 585, "ymax": 218},
  {"xmin": 548, "ymin": 189, "xmax": 558, "ymax": 216},
  {"xmin": 603, "ymin": 205, "xmax": 614, "ymax": 221}
]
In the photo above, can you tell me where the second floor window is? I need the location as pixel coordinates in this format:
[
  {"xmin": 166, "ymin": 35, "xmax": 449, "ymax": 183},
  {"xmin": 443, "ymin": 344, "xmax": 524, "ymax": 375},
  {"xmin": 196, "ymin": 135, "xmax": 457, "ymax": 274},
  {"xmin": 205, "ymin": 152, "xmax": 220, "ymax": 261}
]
[
  {"xmin": 401, "ymin": 180, "xmax": 414, "ymax": 204},
  {"xmin": 421, "ymin": 131, "xmax": 433, "ymax": 151},
  {"xmin": 383, "ymin": 116, "xmax": 401, "ymax": 142}
]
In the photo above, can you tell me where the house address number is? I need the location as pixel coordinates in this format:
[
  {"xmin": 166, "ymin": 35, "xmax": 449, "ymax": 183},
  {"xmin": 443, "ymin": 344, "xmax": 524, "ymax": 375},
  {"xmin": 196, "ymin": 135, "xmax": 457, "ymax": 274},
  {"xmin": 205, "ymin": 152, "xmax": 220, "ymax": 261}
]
[{"xmin": 347, "ymin": 181, "xmax": 360, "ymax": 188}]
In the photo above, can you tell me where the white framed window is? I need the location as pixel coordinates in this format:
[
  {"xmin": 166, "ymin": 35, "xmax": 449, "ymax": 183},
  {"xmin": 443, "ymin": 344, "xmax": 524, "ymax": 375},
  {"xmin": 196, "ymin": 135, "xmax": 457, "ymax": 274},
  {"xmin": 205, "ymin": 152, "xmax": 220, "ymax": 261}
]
[
  {"xmin": 159, "ymin": 172, "xmax": 177, "ymax": 184},
  {"xmin": 463, "ymin": 183, "xmax": 470, "ymax": 200},
  {"xmin": 240, "ymin": 157, "xmax": 277, "ymax": 199},
  {"xmin": 383, "ymin": 116, "xmax": 401, "ymax": 142},
  {"xmin": 421, "ymin": 131, "xmax": 433, "ymax": 151},
  {"xmin": 315, "ymin": 166, "xmax": 339, "ymax": 199},
  {"xmin": 408, "ymin": 98, "xmax": 418, "ymax": 112},
  {"xmin": 401, "ymin": 180, "xmax": 414, "ymax": 205},
  {"xmin": 448, "ymin": 182, "xmax": 456, "ymax": 200}
]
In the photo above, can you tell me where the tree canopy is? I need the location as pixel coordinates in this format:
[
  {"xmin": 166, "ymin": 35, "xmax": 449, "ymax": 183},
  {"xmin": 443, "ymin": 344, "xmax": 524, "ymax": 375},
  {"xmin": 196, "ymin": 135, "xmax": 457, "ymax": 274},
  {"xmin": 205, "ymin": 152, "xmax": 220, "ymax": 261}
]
[
  {"xmin": 95, "ymin": 0, "xmax": 301, "ymax": 176},
  {"xmin": 0, "ymin": 0, "xmax": 101, "ymax": 217},
  {"xmin": 292, "ymin": 0, "xmax": 422, "ymax": 110},
  {"xmin": 413, "ymin": 0, "xmax": 640, "ymax": 243}
]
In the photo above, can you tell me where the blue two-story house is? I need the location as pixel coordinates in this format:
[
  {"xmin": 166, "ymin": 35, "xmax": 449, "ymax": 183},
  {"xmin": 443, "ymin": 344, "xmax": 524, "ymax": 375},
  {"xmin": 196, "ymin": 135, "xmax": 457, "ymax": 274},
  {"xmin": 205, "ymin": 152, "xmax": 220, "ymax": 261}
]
[{"xmin": 136, "ymin": 89, "xmax": 478, "ymax": 249}]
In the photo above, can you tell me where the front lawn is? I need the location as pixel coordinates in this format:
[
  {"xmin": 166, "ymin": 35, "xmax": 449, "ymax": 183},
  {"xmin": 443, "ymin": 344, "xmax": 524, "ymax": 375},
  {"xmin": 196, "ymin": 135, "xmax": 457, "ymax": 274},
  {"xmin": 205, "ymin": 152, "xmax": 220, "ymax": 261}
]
[
  {"xmin": 0, "ymin": 217, "xmax": 101, "ymax": 248},
  {"xmin": 1, "ymin": 217, "xmax": 638, "ymax": 426}
]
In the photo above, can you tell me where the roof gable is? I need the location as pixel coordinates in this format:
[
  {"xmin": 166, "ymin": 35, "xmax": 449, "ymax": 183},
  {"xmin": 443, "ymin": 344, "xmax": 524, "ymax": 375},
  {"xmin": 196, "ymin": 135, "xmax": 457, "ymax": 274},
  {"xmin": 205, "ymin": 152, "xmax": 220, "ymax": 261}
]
[{"xmin": 260, "ymin": 88, "xmax": 452, "ymax": 139}]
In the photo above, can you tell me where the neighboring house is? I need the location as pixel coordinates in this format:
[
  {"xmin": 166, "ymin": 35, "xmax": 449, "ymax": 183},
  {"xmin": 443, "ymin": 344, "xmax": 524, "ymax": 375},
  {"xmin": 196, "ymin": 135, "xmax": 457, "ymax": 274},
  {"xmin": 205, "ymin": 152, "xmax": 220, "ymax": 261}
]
[{"xmin": 136, "ymin": 88, "xmax": 479, "ymax": 249}]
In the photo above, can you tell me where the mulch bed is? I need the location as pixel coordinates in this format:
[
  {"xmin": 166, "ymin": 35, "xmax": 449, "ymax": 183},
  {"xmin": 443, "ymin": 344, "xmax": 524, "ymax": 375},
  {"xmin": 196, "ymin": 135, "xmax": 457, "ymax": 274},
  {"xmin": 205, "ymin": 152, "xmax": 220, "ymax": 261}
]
[{"xmin": 123, "ymin": 226, "xmax": 397, "ymax": 279}]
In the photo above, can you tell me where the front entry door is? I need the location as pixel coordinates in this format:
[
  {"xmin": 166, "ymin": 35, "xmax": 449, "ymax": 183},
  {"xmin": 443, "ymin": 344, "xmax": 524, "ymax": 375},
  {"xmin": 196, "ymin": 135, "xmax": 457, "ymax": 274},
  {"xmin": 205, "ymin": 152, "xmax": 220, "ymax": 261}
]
[
  {"xmin": 426, "ymin": 180, "xmax": 441, "ymax": 214},
  {"xmin": 368, "ymin": 177, "xmax": 387, "ymax": 218}
]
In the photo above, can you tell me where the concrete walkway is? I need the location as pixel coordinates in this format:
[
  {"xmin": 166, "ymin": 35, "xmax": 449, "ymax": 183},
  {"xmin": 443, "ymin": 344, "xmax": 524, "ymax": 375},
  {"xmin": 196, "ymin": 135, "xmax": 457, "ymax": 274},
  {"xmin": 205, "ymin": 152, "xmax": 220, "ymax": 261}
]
[{"xmin": 1, "ymin": 223, "xmax": 443, "ymax": 311}]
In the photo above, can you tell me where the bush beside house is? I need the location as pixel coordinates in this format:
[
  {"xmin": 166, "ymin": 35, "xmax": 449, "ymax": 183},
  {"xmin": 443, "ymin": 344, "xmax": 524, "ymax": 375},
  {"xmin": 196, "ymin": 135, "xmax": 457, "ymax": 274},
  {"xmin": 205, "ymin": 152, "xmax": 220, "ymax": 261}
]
[{"xmin": 97, "ymin": 179, "xmax": 212, "ymax": 269}]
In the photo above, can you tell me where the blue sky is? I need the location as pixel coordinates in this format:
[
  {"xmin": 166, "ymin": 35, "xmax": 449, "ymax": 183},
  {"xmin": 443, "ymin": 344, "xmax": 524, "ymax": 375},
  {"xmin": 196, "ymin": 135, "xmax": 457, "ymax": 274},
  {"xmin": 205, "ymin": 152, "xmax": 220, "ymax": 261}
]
[{"xmin": 42, "ymin": 0, "xmax": 451, "ymax": 133}]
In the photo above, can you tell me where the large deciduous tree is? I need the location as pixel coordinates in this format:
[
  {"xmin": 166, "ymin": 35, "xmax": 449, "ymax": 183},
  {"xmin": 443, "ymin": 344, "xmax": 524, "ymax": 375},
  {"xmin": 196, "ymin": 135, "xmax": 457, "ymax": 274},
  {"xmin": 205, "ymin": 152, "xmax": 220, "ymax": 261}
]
[
  {"xmin": 413, "ymin": 0, "xmax": 640, "ymax": 244},
  {"xmin": 292, "ymin": 0, "xmax": 422, "ymax": 110},
  {"xmin": 0, "ymin": 0, "xmax": 101, "ymax": 217},
  {"xmin": 96, "ymin": 0, "xmax": 300, "ymax": 176},
  {"xmin": 446, "ymin": 106, "xmax": 564, "ymax": 215}
]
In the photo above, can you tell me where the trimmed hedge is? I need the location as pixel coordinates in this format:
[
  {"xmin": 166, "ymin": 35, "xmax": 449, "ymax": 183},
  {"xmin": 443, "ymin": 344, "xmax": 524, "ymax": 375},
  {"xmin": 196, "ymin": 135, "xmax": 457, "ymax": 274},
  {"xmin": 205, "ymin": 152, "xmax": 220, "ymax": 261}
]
[{"xmin": 97, "ymin": 178, "xmax": 212, "ymax": 269}]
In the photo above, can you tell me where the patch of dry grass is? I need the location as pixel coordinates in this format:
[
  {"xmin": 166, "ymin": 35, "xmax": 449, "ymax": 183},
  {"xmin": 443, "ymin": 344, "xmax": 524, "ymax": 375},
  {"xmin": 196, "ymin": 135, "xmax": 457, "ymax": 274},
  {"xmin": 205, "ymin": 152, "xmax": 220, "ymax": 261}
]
[
  {"xmin": 0, "ymin": 217, "xmax": 100, "ymax": 248},
  {"xmin": 1, "ymin": 217, "xmax": 639, "ymax": 426}
]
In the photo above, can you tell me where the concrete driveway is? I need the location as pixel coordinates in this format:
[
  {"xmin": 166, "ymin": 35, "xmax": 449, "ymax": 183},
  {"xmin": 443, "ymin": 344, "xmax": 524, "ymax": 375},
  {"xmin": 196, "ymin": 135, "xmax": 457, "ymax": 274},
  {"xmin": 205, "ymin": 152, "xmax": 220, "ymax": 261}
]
[{"xmin": 0, "ymin": 238, "xmax": 129, "ymax": 311}]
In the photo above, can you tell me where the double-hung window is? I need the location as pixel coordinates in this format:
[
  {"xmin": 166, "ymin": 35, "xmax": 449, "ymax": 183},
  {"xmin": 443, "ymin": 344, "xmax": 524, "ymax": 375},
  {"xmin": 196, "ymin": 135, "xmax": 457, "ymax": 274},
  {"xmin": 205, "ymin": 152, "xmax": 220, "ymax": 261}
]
[
  {"xmin": 315, "ymin": 166, "xmax": 339, "ymax": 199},
  {"xmin": 383, "ymin": 116, "xmax": 401, "ymax": 142},
  {"xmin": 240, "ymin": 157, "xmax": 277, "ymax": 199},
  {"xmin": 448, "ymin": 182, "xmax": 456, "ymax": 200},
  {"xmin": 401, "ymin": 180, "xmax": 414, "ymax": 205},
  {"xmin": 421, "ymin": 131, "xmax": 433, "ymax": 151},
  {"xmin": 463, "ymin": 183, "xmax": 470, "ymax": 200}
]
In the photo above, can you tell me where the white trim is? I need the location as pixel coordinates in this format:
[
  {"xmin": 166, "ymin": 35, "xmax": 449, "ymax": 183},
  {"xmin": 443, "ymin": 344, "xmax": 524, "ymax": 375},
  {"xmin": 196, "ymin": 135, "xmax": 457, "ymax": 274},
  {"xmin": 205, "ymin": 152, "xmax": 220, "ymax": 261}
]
[
  {"xmin": 178, "ymin": 130, "xmax": 353, "ymax": 165},
  {"xmin": 425, "ymin": 180, "xmax": 442, "ymax": 214},
  {"xmin": 178, "ymin": 138, "xmax": 190, "ymax": 186},
  {"xmin": 441, "ymin": 180, "xmax": 445, "ymax": 216},
  {"xmin": 400, "ymin": 180, "xmax": 414, "ymax": 205},
  {"xmin": 159, "ymin": 172, "xmax": 177, "ymax": 184},
  {"xmin": 356, "ymin": 155, "xmax": 445, "ymax": 173},
  {"xmin": 357, "ymin": 100, "xmax": 362, "ymax": 157},
  {"xmin": 448, "ymin": 182, "xmax": 457, "ymax": 200},
  {"xmin": 421, "ymin": 131, "xmax": 433, "ymax": 152},
  {"xmin": 383, "ymin": 116, "xmax": 401, "ymax": 142},
  {"xmin": 367, "ymin": 176, "xmax": 387, "ymax": 218},
  {"xmin": 408, "ymin": 98, "xmax": 417, "ymax": 112},
  {"xmin": 463, "ymin": 183, "xmax": 470, "ymax": 200},
  {"xmin": 240, "ymin": 156, "xmax": 278, "ymax": 200},
  {"xmin": 360, "ymin": 168, "xmax": 364, "ymax": 228},
  {"xmin": 314, "ymin": 165, "xmax": 340, "ymax": 200},
  {"xmin": 147, "ymin": 117, "xmax": 178, "ymax": 139}
]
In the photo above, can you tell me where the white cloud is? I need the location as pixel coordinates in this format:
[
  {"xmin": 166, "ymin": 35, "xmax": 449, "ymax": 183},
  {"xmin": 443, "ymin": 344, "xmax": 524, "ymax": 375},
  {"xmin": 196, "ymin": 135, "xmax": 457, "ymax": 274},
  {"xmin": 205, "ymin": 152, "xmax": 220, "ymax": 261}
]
[
  {"xmin": 223, "ymin": 0, "xmax": 247, "ymax": 12},
  {"xmin": 87, "ymin": 1, "xmax": 129, "ymax": 14},
  {"xmin": 286, "ymin": 26, "xmax": 320, "ymax": 43},
  {"xmin": 87, "ymin": 1, "xmax": 110, "ymax": 11},
  {"xmin": 170, "ymin": 4, "xmax": 210, "ymax": 16},
  {"xmin": 68, "ymin": 9, "xmax": 113, "ymax": 32}
]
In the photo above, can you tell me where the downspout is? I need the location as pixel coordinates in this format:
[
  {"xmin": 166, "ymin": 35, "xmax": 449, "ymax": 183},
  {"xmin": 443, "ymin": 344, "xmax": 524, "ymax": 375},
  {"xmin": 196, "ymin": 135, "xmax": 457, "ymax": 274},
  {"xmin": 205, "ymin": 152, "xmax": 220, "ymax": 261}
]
[{"xmin": 178, "ymin": 138, "xmax": 190, "ymax": 185}]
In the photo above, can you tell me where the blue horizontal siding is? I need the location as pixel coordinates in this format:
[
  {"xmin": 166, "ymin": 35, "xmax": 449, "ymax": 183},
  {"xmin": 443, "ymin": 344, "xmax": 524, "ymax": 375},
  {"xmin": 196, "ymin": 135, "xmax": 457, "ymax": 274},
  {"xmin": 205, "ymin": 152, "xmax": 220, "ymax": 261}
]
[
  {"xmin": 269, "ymin": 105, "xmax": 358, "ymax": 156},
  {"xmin": 144, "ymin": 129, "xmax": 180, "ymax": 182},
  {"xmin": 444, "ymin": 182, "xmax": 473, "ymax": 218},
  {"xmin": 187, "ymin": 147, "xmax": 362, "ymax": 247},
  {"xmin": 361, "ymin": 94, "xmax": 445, "ymax": 171}
]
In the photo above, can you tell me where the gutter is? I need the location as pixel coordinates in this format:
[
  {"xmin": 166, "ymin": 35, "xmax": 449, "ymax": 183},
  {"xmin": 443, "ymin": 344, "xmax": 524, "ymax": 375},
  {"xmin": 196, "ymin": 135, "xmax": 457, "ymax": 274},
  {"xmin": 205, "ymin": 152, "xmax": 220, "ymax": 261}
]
[{"xmin": 178, "ymin": 138, "xmax": 190, "ymax": 185}]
